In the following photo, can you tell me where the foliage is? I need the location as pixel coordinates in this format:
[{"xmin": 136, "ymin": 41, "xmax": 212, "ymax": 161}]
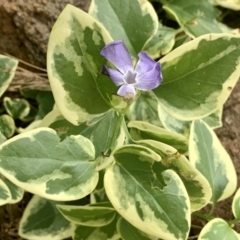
[{"xmin": 1, "ymin": 0, "xmax": 240, "ymax": 239}]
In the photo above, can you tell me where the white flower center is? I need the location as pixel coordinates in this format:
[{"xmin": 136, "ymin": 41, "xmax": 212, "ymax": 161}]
[{"xmin": 123, "ymin": 70, "xmax": 137, "ymax": 84}]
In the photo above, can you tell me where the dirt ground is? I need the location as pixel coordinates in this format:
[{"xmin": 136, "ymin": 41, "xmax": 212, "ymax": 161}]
[{"xmin": 0, "ymin": 1, "xmax": 240, "ymax": 239}]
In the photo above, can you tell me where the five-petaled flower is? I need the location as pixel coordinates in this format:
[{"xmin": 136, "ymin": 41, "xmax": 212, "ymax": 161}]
[{"xmin": 100, "ymin": 40, "xmax": 162, "ymax": 98}]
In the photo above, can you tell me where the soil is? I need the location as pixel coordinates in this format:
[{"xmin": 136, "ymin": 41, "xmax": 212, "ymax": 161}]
[{"xmin": 0, "ymin": 1, "xmax": 240, "ymax": 239}]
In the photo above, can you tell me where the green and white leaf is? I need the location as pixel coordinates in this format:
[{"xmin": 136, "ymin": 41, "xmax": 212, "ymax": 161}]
[
  {"xmin": 158, "ymin": 105, "xmax": 223, "ymax": 137},
  {"xmin": 0, "ymin": 128, "xmax": 98, "ymax": 201},
  {"xmin": 72, "ymin": 214, "xmax": 120, "ymax": 240},
  {"xmin": 19, "ymin": 195, "xmax": 71, "ymax": 240},
  {"xmin": 128, "ymin": 121, "xmax": 188, "ymax": 153},
  {"xmin": 89, "ymin": 0, "xmax": 158, "ymax": 58},
  {"xmin": 1, "ymin": 175, "xmax": 24, "ymax": 204},
  {"xmin": 144, "ymin": 24, "xmax": 177, "ymax": 58},
  {"xmin": 136, "ymin": 140, "xmax": 212, "ymax": 211},
  {"xmin": 163, "ymin": 0, "xmax": 231, "ymax": 38},
  {"xmin": 189, "ymin": 120, "xmax": 237, "ymax": 203},
  {"xmin": 232, "ymin": 188, "xmax": 240, "ymax": 220},
  {"xmin": 0, "ymin": 114, "xmax": 15, "ymax": 138},
  {"xmin": 198, "ymin": 218, "xmax": 240, "ymax": 240},
  {"xmin": 0, "ymin": 54, "xmax": 18, "ymax": 97},
  {"xmin": 203, "ymin": 106, "xmax": 223, "ymax": 129},
  {"xmin": 0, "ymin": 131, "xmax": 6, "ymax": 145},
  {"xmin": 154, "ymin": 34, "xmax": 240, "ymax": 120},
  {"xmin": 214, "ymin": 0, "xmax": 240, "ymax": 10},
  {"xmin": 3, "ymin": 97, "xmax": 30, "ymax": 119},
  {"xmin": 117, "ymin": 217, "xmax": 157, "ymax": 240},
  {"xmin": 127, "ymin": 91, "xmax": 162, "ymax": 127},
  {"xmin": 105, "ymin": 145, "xmax": 190, "ymax": 240},
  {"xmin": 0, "ymin": 177, "xmax": 11, "ymax": 205},
  {"xmin": 57, "ymin": 202, "xmax": 116, "ymax": 227},
  {"xmin": 48, "ymin": 4, "xmax": 115, "ymax": 125}
]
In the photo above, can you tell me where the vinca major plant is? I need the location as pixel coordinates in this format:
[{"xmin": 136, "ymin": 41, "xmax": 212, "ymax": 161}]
[{"xmin": 1, "ymin": 0, "xmax": 240, "ymax": 239}]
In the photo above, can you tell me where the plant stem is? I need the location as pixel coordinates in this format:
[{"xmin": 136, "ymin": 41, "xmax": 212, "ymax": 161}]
[
  {"xmin": 227, "ymin": 219, "xmax": 240, "ymax": 227},
  {"xmin": 192, "ymin": 212, "xmax": 214, "ymax": 222}
]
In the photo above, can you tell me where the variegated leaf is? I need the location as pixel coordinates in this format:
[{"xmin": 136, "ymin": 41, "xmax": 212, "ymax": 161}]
[
  {"xmin": 117, "ymin": 217, "xmax": 157, "ymax": 240},
  {"xmin": 0, "ymin": 114, "xmax": 15, "ymax": 138},
  {"xmin": 127, "ymin": 91, "xmax": 163, "ymax": 127},
  {"xmin": 154, "ymin": 34, "xmax": 240, "ymax": 121},
  {"xmin": 214, "ymin": 0, "xmax": 240, "ymax": 10},
  {"xmin": 136, "ymin": 140, "xmax": 212, "ymax": 211},
  {"xmin": 3, "ymin": 97, "xmax": 30, "ymax": 119},
  {"xmin": 163, "ymin": 0, "xmax": 231, "ymax": 38},
  {"xmin": 1, "ymin": 175, "xmax": 24, "ymax": 204},
  {"xmin": 232, "ymin": 188, "xmax": 240, "ymax": 220},
  {"xmin": 128, "ymin": 121, "xmax": 188, "ymax": 153},
  {"xmin": 0, "ymin": 54, "xmax": 18, "ymax": 97},
  {"xmin": 0, "ymin": 177, "xmax": 11, "ymax": 205},
  {"xmin": 19, "ymin": 195, "xmax": 71, "ymax": 240},
  {"xmin": 45, "ymin": 110, "xmax": 125, "ymax": 163},
  {"xmin": 0, "ymin": 128, "xmax": 98, "ymax": 201},
  {"xmin": 72, "ymin": 215, "xmax": 120, "ymax": 240},
  {"xmin": 0, "ymin": 131, "xmax": 6, "ymax": 145},
  {"xmin": 89, "ymin": 0, "xmax": 158, "ymax": 58},
  {"xmin": 198, "ymin": 218, "xmax": 240, "ymax": 240},
  {"xmin": 48, "ymin": 4, "xmax": 116, "ymax": 125},
  {"xmin": 57, "ymin": 202, "xmax": 116, "ymax": 227},
  {"xmin": 143, "ymin": 24, "xmax": 177, "ymax": 58},
  {"xmin": 104, "ymin": 145, "xmax": 190, "ymax": 240},
  {"xmin": 158, "ymin": 105, "xmax": 223, "ymax": 137},
  {"xmin": 189, "ymin": 120, "xmax": 237, "ymax": 203}
]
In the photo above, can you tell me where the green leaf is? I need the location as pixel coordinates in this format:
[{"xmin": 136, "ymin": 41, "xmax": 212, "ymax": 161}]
[
  {"xmin": 57, "ymin": 202, "xmax": 116, "ymax": 227},
  {"xmin": 136, "ymin": 140, "xmax": 212, "ymax": 211},
  {"xmin": 189, "ymin": 120, "xmax": 237, "ymax": 203},
  {"xmin": 158, "ymin": 105, "xmax": 223, "ymax": 137},
  {"xmin": 0, "ymin": 131, "xmax": 6, "ymax": 145},
  {"xmin": 0, "ymin": 174, "xmax": 24, "ymax": 204},
  {"xmin": 105, "ymin": 145, "xmax": 190, "ymax": 240},
  {"xmin": 198, "ymin": 218, "xmax": 240, "ymax": 240},
  {"xmin": 72, "ymin": 214, "xmax": 120, "ymax": 240},
  {"xmin": 154, "ymin": 34, "xmax": 240, "ymax": 120},
  {"xmin": 0, "ymin": 178, "xmax": 11, "ymax": 206},
  {"xmin": 214, "ymin": 0, "xmax": 240, "ymax": 10},
  {"xmin": 3, "ymin": 97, "xmax": 30, "ymax": 119},
  {"xmin": 128, "ymin": 121, "xmax": 188, "ymax": 153},
  {"xmin": 19, "ymin": 195, "xmax": 71, "ymax": 240},
  {"xmin": 143, "ymin": 24, "xmax": 177, "ymax": 58},
  {"xmin": 89, "ymin": 0, "xmax": 158, "ymax": 57},
  {"xmin": 127, "ymin": 91, "xmax": 162, "ymax": 127},
  {"xmin": 47, "ymin": 4, "xmax": 115, "ymax": 125},
  {"xmin": 0, "ymin": 55, "xmax": 18, "ymax": 97},
  {"xmin": 163, "ymin": 0, "xmax": 230, "ymax": 38},
  {"xmin": 79, "ymin": 111, "xmax": 124, "ymax": 159},
  {"xmin": 232, "ymin": 188, "xmax": 240, "ymax": 220},
  {"xmin": 117, "ymin": 217, "xmax": 157, "ymax": 240},
  {"xmin": 47, "ymin": 110, "xmax": 125, "ymax": 159},
  {"xmin": 0, "ymin": 128, "xmax": 98, "ymax": 201},
  {"xmin": 0, "ymin": 114, "xmax": 15, "ymax": 138}
]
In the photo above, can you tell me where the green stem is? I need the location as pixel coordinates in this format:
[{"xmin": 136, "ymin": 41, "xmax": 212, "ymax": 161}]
[
  {"xmin": 227, "ymin": 219, "xmax": 240, "ymax": 227},
  {"xmin": 192, "ymin": 212, "xmax": 214, "ymax": 222},
  {"xmin": 207, "ymin": 204, "xmax": 215, "ymax": 217}
]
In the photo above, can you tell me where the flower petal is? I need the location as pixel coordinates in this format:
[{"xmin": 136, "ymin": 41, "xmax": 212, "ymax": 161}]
[
  {"xmin": 117, "ymin": 84, "xmax": 136, "ymax": 97},
  {"xmin": 135, "ymin": 62, "xmax": 162, "ymax": 91},
  {"xmin": 135, "ymin": 52, "xmax": 158, "ymax": 76},
  {"xmin": 100, "ymin": 40, "xmax": 133, "ymax": 74},
  {"xmin": 104, "ymin": 66, "xmax": 125, "ymax": 86}
]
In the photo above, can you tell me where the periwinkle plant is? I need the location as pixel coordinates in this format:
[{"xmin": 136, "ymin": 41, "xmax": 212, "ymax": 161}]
[{"xmin": 0, "ymin": 1, "xmax": 240, "ymax": 240}]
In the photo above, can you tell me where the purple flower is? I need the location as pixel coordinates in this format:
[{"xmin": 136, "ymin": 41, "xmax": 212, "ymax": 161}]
[{"xmin": 100, "ymin": 40, "xmax": 163, "ymax": 98}]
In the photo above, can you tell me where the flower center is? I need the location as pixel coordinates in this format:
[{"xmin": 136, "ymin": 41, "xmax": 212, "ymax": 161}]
[{"xmin": 123, "ymin": 70, "xmax": 137, "ymax": 84}]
